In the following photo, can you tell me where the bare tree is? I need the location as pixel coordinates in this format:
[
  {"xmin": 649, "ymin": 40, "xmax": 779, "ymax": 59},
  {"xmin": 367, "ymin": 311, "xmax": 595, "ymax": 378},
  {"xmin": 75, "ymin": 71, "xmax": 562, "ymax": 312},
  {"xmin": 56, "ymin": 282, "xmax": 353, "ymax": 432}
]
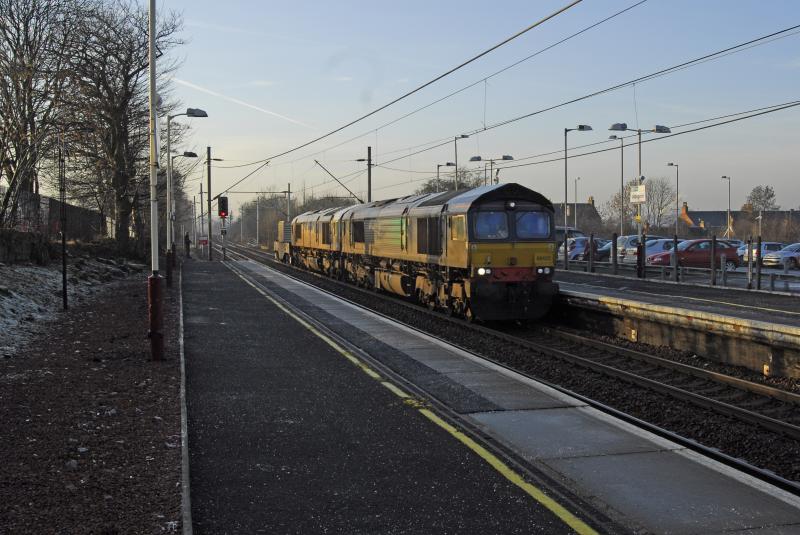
[
  {"xmin": 745, "ymin": 185, "xmax": 779, "ymax": 211},
  {"xmin": 599, "ymin": 179, "xmax": 638, "ymax": 234},
  {"xmin": 65, "ymin": 0, "xmax": 182, "ymax": 253},
  {"xmin": 414, "ymin": 167, "xmax": 483, "ymax": 194},
  {"xmin": 642, "ymin": 176, "xmax": 676, "ymax": 230},
  {"xmin": 0, "ymin": 0, "xmax": 84, "ymax": 227}
]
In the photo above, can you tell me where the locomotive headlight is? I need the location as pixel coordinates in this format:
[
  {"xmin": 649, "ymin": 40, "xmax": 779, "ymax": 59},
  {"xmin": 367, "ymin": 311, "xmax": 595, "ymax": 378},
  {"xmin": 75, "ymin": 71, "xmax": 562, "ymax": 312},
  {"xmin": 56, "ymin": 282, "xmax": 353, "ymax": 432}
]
[
  {"xmin": 544, "ymin": 267, "xmax": 551, "ymax": 274},
  {"xmin": 478, "ymin": 267, "xmax": 486, "ymax": 276},
  {"xmin": 485, "ymin": 268, "xmax": 492, "ymax": 274},
  {"xmin": 536, "ymin": 267, "xmax": 544, "ymax": 274},
  {"xmin": 506, "ymin": 201, "xmax": 517, "ymax": 210}
]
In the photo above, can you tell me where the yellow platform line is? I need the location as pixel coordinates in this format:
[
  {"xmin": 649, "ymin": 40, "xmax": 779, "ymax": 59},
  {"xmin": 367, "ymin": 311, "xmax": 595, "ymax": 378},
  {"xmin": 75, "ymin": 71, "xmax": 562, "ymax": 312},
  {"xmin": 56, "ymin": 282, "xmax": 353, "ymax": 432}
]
[{"xmin": 226, "ymin": 263, "xmax": 598, "ymax": 535}]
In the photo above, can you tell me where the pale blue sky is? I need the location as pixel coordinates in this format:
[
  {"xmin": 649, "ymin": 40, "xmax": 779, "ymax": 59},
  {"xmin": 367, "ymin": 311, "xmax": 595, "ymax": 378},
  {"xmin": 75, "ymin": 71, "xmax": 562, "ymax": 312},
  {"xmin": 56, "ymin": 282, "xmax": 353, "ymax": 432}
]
[{"xmin": 160, "ymin": 0, "xmax": 800, "ymax": 217}]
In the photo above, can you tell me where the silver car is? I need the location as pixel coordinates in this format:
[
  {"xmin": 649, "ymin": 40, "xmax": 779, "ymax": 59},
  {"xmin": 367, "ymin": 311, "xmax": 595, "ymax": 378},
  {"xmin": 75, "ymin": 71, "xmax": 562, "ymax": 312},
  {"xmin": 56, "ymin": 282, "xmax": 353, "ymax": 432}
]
[
  {"xmin": 742, "ymin": 242, "xmax": 785, "ymax": 264},
  {"xmin": 762, "ymin": 243, "xmax": 800, "ymax": 269}
]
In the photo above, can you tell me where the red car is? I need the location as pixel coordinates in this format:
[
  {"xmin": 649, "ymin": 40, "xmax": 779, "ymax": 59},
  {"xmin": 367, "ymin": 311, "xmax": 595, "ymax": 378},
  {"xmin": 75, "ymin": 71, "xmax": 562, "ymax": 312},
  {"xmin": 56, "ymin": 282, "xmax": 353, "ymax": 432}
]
[{"xmin": 648, "ymin": 239, "xmax": 739, "ymax": 270}]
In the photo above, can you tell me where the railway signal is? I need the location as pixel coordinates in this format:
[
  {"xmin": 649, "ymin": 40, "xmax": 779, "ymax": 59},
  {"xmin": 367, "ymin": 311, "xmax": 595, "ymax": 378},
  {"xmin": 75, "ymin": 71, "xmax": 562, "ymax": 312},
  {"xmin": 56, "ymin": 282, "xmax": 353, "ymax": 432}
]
[{"xmin": 218, "ymin": 196, "xmax": 229, "ymax": 218}]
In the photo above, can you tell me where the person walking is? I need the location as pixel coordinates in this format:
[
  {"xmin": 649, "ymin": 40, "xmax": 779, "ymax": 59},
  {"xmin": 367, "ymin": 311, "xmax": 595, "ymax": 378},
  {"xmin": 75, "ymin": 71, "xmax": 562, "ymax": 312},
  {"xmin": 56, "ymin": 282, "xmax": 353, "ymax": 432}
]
[{"xmin": 184, "ymin": 232, "xmax": 192, "ymax": 259}]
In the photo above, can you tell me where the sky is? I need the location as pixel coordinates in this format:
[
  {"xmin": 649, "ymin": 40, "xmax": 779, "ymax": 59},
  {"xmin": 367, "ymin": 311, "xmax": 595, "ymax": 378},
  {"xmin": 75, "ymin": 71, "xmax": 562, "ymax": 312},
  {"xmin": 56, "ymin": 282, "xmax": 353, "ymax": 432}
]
[{"xmin": 158, "ymin": 0, "xmax": 800, "ymax": 219}]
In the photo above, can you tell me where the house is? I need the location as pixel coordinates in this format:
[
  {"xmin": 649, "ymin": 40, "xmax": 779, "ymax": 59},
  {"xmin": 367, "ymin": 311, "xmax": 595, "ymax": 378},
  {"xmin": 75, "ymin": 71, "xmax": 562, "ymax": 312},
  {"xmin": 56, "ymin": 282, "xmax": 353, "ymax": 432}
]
[
  {"xmin": 680, "ymin": 202, "xmax": 798, "ymax": 240},
  {"xmin": 553, "ymin": 196, "xmax": 603, "ymax": 232}
]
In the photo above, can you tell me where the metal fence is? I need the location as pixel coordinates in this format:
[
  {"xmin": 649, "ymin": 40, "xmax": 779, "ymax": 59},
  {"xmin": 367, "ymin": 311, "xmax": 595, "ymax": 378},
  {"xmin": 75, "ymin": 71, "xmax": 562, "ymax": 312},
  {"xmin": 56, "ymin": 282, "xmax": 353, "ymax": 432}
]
[{"xmin": 559, "ymin": 258, "xmax": 800, "ymax": 294}]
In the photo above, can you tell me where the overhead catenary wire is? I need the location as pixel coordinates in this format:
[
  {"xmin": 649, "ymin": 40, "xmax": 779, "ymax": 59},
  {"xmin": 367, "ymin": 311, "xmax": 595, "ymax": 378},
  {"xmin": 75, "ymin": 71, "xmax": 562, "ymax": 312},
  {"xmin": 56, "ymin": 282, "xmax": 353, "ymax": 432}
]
[
  {"xmin": 219, "ymin": 21, "xmax": 800, "ymax": 201},
  {"xmin": 361, "ymin": 99, "xmax": 800, "ymax": 196},
  {"xmin": 375, "ymin": 23, "xmax": 800, "ymax": 168},
  {"xmin": 224, "ymin": 0, "xmax": 647, "ymax": 172},
  {"xmin": 209, "ymin": 0, "xmax": 583, "ymax": 194}
]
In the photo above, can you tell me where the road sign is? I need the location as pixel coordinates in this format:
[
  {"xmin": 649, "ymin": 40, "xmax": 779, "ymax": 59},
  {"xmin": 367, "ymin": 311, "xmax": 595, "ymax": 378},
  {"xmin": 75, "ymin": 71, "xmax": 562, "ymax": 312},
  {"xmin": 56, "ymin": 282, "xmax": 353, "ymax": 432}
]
[
  {"xmin": 630, "ymin": 184, "xmax": 646, "ymax": 203},
  {"xmin": 198, "ymin": 236, "xmax": 209, "ymax": 246}
]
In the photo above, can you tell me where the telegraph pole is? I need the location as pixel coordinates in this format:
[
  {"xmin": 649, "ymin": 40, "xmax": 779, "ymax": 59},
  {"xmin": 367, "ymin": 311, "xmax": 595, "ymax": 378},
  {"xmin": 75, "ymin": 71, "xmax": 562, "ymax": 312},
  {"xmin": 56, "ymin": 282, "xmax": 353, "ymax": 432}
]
[
  {"xmin": 287, "ymin": 182, "xmax": 291, "ymax": 221},
  {"xmin": 207, "ymin": 146, "xmax": 213, "ymax": 260},
  {"xmin": 147, "ymin": 0, "xmax": 163, "ymax": 360},
  {"xmin": 367, "ymin": 146, "xmax": 372, "ymax": 202}
]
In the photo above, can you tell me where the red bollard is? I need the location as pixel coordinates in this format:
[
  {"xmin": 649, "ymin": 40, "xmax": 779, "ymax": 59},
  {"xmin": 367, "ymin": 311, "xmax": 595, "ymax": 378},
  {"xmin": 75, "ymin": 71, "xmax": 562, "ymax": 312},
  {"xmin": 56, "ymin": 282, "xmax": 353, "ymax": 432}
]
[{"xmin": 148, "ymin": 274, "xmax": 164, "ymax": 361}]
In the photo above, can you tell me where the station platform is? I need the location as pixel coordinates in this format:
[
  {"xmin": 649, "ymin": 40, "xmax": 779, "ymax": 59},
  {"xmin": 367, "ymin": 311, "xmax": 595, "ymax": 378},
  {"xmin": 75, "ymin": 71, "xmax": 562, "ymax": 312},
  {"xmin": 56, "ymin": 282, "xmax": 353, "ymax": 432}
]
[
  {"xmin": 182, "ymin": 259, "xmax": 800, "ymax": 534},
  {"xmin": 554, "ymin": 270, "xmax": 800, "ymax": 377},
  {"xmin": 555, "ymin": 270, "xmax": 800, "ymax": 328}
]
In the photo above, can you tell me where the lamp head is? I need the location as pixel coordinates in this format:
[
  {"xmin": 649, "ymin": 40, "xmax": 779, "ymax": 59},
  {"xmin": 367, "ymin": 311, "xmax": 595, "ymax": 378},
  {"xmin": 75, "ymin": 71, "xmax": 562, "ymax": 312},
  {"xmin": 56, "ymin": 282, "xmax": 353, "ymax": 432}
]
[
  {"xmin": 577, "ymin": 124, "xmax": 592, "ymax": 131},
  {"xmin": 186, "ymin": 108, "xmax": 208, "ymax": 118},
  {"xmin": 609, "ymin": 122, "xmax": 627, "ymax": 131},
  {"xmin": 501, "ymin": 155, "xmax": 513, "ymax": 161},
  {"xmin": 183, "ymin": 151, "xmax": 198, "ymax": 158},
  {"xmin": 457, "ymin": 134, "xmax": 469, "ymax": 139},
  {"xmin": 469, "ymin": 156, "xmax": 482, "ymax": 162},
  {"xmin": 608, "ymin": 135, "xmax": 619, "ymax": 140},
  {"xmin": 653, "ymin": 125, "xmax": 671, "ymax": 134},
  {"xmin": 667, "ymin": 162, "xmax": 675, "ymax": 167},
  {"xmin": 445, "ymin": 162, "xmax": 455, "ymax": 166}
]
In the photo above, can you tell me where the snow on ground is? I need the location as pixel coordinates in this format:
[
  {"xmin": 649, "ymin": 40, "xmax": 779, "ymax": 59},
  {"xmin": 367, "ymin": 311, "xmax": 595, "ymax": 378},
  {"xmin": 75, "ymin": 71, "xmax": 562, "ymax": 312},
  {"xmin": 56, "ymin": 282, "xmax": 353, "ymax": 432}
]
[{"xmin": 0, "ymin": 256, "xmax": 145, "ymax": 357}]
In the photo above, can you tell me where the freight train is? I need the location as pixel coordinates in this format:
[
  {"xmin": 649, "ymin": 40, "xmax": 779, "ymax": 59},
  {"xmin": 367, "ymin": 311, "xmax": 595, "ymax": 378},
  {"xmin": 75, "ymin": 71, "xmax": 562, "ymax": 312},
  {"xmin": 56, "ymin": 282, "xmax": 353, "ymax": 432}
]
[{"xmin": 273, "ymin": 183, "xmax": 558, "ymax": 321}]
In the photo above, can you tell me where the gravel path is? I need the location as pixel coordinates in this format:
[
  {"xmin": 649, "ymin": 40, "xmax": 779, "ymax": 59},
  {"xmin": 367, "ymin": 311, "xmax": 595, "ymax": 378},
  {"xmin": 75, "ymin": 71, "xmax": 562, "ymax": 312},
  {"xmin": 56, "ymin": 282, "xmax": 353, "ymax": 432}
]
[{"xmin": 0, "ymin": 270, "xmax": 182, "ymax": 534}]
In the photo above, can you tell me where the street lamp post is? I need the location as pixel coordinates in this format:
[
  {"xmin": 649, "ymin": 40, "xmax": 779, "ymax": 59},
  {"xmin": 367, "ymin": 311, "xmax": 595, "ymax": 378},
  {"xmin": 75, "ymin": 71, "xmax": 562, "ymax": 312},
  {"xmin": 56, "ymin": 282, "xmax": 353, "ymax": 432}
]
[
  {"xmin": 436, "ymin": 162, "xmax": 455, "ymax": 192},
  {"xmin": 453, "ymin": 135, "xmax": 469, "ymax": 190},
  {"xmin": 609, "ymin": 135, "xmax": 624, "ymax": 236},
  {"xmin": 166, "ymin": 108, "xmax": 207, "ymax": 260},
  {"xmin": 574, "ymin": 176, "xmax": 580, "ymax": 228},
  {"xmin": 563, "ymin": 125, "xmax": 592, "ymax": 270},
  {"xmin": 170, "ymin": 151, "xmax": 197, "ymax": 258},
  {"xmin": 721, "ymin": 175, "xmax": 732, "ymax": 238},
  {"xmin": 472, "ymin": 155, "xmax": 514, "ymax": 186},
  {"xmin": 668, "ymin": 163, "xmax": 679, "ymax": 235},
  {"xmin": 609, "ymin": 123, "xmax": 671, "ymax": 237}
]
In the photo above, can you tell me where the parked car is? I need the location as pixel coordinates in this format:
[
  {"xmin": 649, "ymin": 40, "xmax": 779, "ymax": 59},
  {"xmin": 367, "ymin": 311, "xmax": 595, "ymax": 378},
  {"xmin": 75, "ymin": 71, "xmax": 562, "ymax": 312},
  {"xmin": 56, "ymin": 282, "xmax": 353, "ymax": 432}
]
[
  {"xmin": 620, "ymin": 235, "xmax": 669, "ymax": 264},
  {"xmin": 762, "ymin": 243, "xmax": 800, "ymax": 269},
  {"xmin": 742, "ymin": 242, "xmax": 785, "ymax": 264},
  {"xmin": 577, "ymin": 240, "xmax": 613, "ymax": 261},
  {"xmin": 558, "ymin": 237, "xmax": 592, "ymax": 261},
  {"xmin": 555, "ymin": 226, "xmax": 585, "ymax": 248},
  {"xmin": 622, "ymin": 238, "xmax": 677, "ymax": 264},
  {"xmin": 648, "ymin": 238, "xmax": 739, "ymax": 270}
]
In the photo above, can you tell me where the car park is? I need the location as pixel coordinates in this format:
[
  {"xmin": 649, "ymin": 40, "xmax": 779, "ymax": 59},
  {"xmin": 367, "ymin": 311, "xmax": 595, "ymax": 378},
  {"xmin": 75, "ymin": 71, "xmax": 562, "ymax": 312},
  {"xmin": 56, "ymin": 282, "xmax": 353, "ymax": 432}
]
[
  {"xmin": 558, "ymin": 237, "xmax": 592, "ymax": 261},
  {"xmin": 622, "ymin": 238, "xmax": 677, "ymax": 264},
  {"xmin": 762, "ymin": 243, "xmax": 800, "ymax": 269},
  {"xmin": 577, "ymin": 240, "xmax": 612, "ymax": 261},
  {"xmin": 647, "ymin": 238, "xmax": 739, "ymax": 270},
  {"xmin": 742, "ymin": 242, "xmax": 785, "ymax": 264},
  {"xmin": 619, "ymin": 235, "xmax": 669, "ymax": 263},
  {"xmin": 555, "ymin": 226, "xmax": 585, "ymax": 248}
]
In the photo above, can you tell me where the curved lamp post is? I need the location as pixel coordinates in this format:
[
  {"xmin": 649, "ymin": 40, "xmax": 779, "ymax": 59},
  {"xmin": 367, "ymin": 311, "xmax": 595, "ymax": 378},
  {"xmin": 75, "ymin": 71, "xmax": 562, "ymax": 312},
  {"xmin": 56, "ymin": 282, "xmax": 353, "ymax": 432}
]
[
  {"xmin": 167, "ymin": 108, "xmax": 207, "ymax": 256},
  {"xmin": 667, "ymin": 162, "xmax": 679, "ymax": 235},
  {"xmin": 609, "ymin": 122, "xmax": 670, "ymax": 236},
  {"xmin": 563, "ymin": 125, "xmax": 592, "ymax": 269},
  {"xmin": 436, "ymin": 162, "xmax": 455, "ymax": 192}
]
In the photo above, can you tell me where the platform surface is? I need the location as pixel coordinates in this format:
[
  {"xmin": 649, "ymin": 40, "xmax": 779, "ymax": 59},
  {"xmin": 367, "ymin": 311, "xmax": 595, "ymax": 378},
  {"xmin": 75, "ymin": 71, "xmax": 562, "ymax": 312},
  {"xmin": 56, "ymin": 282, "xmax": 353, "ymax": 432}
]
[
  {"xmin": 556, "ymin": 270, "xmax": 800, "ymax": 329},
  {"xmin": 182, "ymin": 261, "xmax": 594, "ymax": 534},
  {"xmin": 184, "ymin": 259, "xmax": 800, "ymax": 534}
]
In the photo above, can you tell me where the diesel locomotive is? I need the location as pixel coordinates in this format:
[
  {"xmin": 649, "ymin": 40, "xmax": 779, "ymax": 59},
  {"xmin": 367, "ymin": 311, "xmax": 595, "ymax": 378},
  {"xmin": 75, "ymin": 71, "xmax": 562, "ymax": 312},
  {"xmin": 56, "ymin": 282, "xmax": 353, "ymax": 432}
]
[{"xmin": 274, "ymin": 183, "xmax": 558, "ymax": 321}]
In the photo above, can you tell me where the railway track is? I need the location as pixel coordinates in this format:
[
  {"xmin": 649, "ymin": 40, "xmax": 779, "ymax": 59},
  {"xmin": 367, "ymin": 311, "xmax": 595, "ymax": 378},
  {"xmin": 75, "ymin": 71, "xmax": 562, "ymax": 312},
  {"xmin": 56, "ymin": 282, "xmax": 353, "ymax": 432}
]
[{"xmin": 215, "ymin": 241, "xmax": 800, "ymax": 490}]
